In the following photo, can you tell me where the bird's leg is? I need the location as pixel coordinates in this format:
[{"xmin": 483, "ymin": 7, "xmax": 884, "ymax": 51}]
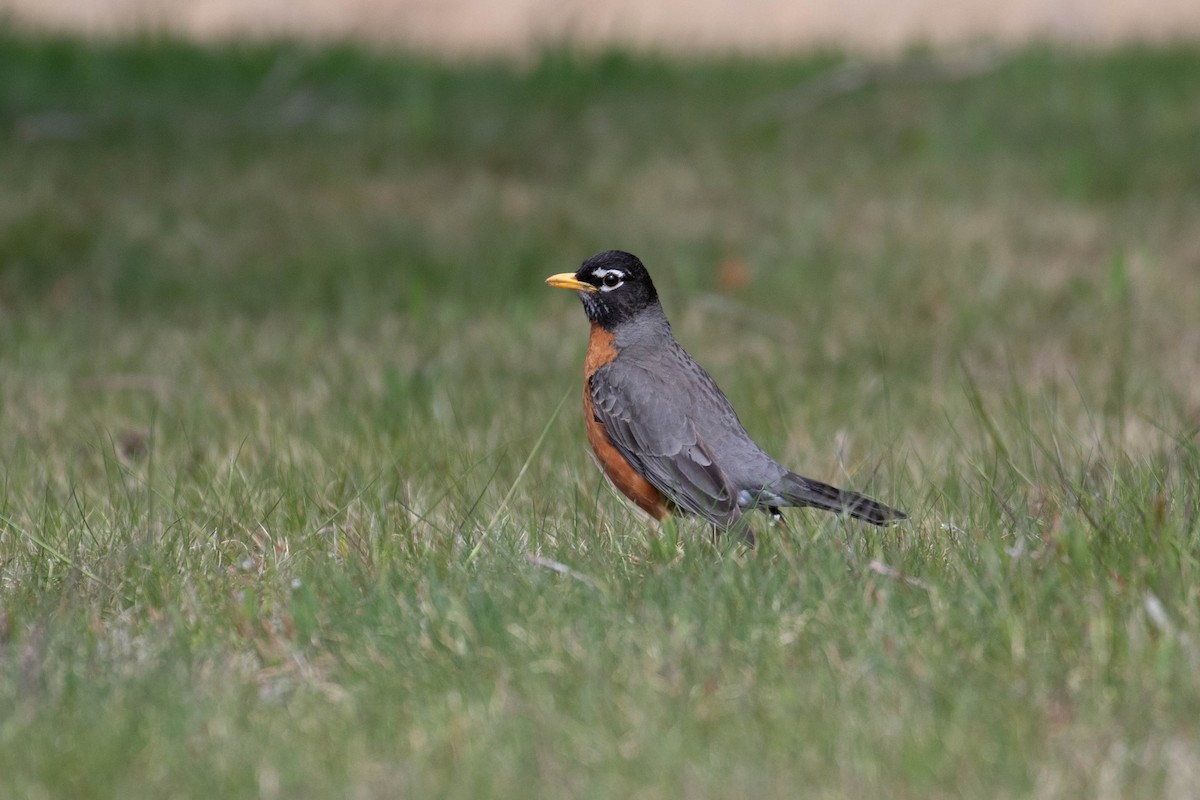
[
  {"xmin": 720, "ymin": 517, "xmax": 757, "ymax": 547},
  {"xmin": 741, "ymin": 525, "xmax": 757, "ymax": 548}
]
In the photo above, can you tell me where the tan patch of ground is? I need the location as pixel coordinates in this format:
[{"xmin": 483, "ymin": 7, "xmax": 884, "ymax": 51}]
[{"xmin": 3, "ymin": 0, "xmax": 1200, "ymax": 54}]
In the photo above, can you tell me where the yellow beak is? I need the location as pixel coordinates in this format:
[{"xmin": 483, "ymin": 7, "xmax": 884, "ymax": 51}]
[{"xmin": 545, "ymin": 273, "xmax": 598, "ymax": 293}]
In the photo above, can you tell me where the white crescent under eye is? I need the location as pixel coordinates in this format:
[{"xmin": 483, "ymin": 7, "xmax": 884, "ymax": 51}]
[{"xmin": 591, "ymin": 268, "xmax": 625, "ymax": 291}]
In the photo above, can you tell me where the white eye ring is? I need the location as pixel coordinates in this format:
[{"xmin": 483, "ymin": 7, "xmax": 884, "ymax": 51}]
[{"xmin": 593, "ymin": 268, "xmax": 624, "ymax": 291}]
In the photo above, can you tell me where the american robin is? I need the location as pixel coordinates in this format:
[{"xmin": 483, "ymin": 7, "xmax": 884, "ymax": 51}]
[{"xmin": 546, "ymin": 250, "xmax": 905, "ymax": 537}]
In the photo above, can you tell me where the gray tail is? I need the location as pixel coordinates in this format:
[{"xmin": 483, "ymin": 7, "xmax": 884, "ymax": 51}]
[{"xmin": 780, "ymin": 472, "xmax": 906, "ymax": 526}]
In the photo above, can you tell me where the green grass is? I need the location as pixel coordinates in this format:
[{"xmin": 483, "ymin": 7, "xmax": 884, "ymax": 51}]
[{"xmin": 2, "ymin": 31, "xmax": 1200, "ymax": 798}]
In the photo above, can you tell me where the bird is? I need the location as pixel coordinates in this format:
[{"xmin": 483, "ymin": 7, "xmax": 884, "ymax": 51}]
[{"xmin": 546, "ymin": 250, "xmax": 905, "ymax": 540}]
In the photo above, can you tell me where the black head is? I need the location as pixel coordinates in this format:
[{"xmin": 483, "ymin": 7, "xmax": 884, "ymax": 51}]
[{"xmin": 545, "ymin": 250, "xmax": 660, "ymax": 329}]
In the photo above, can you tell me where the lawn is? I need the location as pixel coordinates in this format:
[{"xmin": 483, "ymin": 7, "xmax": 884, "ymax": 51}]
[{"xmin": 1, "ymin": 33, "xmax": 1199, "ymax": 798}]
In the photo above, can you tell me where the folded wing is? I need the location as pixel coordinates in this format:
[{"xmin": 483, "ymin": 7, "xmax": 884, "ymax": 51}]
[{"xmin": 589, "ymin": 363, "xmax": 741, "ymax": 527}]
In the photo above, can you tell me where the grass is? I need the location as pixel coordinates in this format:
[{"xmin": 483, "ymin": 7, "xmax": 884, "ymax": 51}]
[{"xmin": 1, "ymin": 31, "xmax": 1200, "ymax": 798}]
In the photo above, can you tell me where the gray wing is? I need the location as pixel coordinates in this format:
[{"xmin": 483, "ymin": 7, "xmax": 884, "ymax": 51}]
[{"xmin": 589, "ymin": 362, "xmax": 741, "ymax": 527}]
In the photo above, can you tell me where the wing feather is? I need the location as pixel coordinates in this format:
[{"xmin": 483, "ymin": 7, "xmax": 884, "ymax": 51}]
[{"xmin": 589, "ymin": 363, "xmax": 740, "ymax": 526}]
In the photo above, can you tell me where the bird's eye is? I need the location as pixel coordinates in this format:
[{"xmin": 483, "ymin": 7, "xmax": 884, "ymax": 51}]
[{"xmin": 603, "ymin": 272, "xmax": 621, "ymax": 288}]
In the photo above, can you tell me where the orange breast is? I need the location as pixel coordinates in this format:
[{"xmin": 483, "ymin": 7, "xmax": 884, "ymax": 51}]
[{"xmin": 583, "ymin": 324, "xmax": 670, "ymax": 521}]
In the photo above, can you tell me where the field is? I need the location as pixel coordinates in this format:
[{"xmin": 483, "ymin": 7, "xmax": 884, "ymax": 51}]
[{"xmin": 2, "ymin": 32, "xmax": 1200, "ymax": 798}]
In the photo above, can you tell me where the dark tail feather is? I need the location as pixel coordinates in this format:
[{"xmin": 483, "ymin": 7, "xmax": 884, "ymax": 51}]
[{"xmin": 780, "ymin": 472, "xmax": 906, "ymax": 526}]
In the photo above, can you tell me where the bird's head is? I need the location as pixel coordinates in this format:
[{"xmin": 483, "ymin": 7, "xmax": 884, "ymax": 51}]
[{"xmin": 545, "ymin": 250, "xmax": 660, "ymax": 329}]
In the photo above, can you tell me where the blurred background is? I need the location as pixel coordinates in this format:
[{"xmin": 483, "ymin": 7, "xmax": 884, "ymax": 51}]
[{"xmin": 4, "ymin": 0, "xmax": 1200, "ymax": 53}]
